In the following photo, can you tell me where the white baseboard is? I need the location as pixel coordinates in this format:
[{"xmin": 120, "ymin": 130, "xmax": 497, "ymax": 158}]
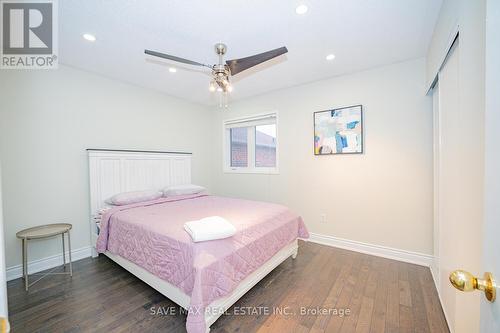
[
  {"xmin": 308, "ymin": 232, "xmax": 434, "ymax": 267},
  {"xmin": 6, "ymin": 246, "xmax": 92, "ymax": 281}
]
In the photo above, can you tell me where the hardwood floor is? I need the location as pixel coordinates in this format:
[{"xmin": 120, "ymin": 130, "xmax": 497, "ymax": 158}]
[{"xmin": 7, "ymin": 241, "xmax": 449, "ymax": 333}]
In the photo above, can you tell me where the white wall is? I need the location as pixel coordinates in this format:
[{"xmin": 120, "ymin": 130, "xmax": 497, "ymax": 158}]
[
  {"xmin": 427, "ymin": 0, "xmax": 486, "ymax": 332},
  {"xmin": 0, "ymin": 165, "xmax": 8, "ymax": 321},
  {"xmin": 211, "ymin": 58, "xmax": 434, "ymax": 256},
  {"xmin": 0, "ymin": 65, "xmax": 214, "ymax": 269}
]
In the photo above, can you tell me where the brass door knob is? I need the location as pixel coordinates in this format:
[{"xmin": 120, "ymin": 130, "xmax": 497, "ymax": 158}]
[{"xmin": 449, "ymin": 270, "xmax": 496, "ymax": 302}]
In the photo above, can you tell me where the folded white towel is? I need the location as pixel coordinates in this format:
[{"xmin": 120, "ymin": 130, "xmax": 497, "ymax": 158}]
[{"xmin": 184, "ymin": 216, "xmax": 236, "ymax": 242}]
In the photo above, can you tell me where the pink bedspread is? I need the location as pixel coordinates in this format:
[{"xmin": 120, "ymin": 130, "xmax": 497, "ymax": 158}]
[{"xmin": 96, "ymin": 194, "xmax": 309, "ymax": 333}]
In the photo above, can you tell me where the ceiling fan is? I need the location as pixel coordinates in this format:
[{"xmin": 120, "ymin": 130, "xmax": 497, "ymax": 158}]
[{"xmin": 144, "ymin": 43, "xmax": 288, "ymax": 94}]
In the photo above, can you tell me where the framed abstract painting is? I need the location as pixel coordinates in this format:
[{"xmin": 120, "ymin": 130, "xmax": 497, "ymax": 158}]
[{"xmin": 314, "ymin": 105, "xmax": 363, "ymax": 155}]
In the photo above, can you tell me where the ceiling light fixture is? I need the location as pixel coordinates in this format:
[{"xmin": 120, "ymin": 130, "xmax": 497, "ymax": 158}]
[
  {"xmin": 295, "ymin": 4, "xmax": 308, "ymax": 15},
  {"xmin": 326, "ymin": 54, "xmax": 336, "ymax": 61},
  {"xmin": 145, "ymin": 43, "xmax": 288, "ymax": 107},
  {"xmin": 83, "ymin": 33, "xmax": 96, "ymax": 42}
]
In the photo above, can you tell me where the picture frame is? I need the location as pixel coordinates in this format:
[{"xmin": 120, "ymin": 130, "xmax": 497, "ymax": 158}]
[{"xmin": 313, "ymin": 105, "xmax": 363, "ymax": 155}]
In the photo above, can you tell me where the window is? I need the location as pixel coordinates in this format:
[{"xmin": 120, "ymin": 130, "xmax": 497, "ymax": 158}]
[{"xmin": 224, "ymin": 113, "xmax": 278, "ymax": 174}]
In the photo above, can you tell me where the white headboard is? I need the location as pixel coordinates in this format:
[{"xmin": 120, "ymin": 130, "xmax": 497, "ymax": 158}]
[{"xmin": 87, "ymin": 149, "xmax": 192, "ymax": 253}]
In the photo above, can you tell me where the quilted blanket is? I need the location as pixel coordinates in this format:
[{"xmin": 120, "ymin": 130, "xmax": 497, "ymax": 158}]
[{"xmin": 96, "ymin": 194, "xmax": 309, "ymax": 333}]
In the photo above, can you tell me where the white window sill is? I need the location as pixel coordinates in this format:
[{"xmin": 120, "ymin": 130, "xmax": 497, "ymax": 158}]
[{"xmin": 223, "ymin": 168, "xmax": 280, "ymax": 175}]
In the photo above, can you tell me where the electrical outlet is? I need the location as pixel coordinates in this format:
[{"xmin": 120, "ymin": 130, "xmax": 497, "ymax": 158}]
[{"xmin": 320, "ymin": 214, "xmax": 327, "ymax": 224}]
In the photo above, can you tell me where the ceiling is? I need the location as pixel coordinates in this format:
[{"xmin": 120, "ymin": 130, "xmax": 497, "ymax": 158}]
[{"xmin": 59, "ymin": 0, "xmax": 442, "ymax": 105}]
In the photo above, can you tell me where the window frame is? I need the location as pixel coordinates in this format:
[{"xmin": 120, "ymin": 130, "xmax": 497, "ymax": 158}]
[{"xmin": 223, "ymin": 112, "xmax": 279, "ymax": 174}]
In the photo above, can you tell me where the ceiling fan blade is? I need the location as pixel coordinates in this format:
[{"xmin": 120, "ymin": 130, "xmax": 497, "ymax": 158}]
[
  {"xmin": 144, "ymin": 49, "xmax": 211, "ymax": 68},
  {"xmin": 226, "ymin": 46, "xmax": 288, "ymax": 75}
]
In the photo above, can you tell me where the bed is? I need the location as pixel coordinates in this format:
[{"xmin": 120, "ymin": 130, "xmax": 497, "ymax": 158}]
[{"xmin": 88, "ymin": 149, "xmax": 308, "ymax": 333}]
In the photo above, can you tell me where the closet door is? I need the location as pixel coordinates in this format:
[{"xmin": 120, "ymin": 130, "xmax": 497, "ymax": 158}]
[
  {"xmin": 436, "ymin": 39, "xmax": 462, "ymax": 332},
  {"xmin": 432, "ymin": 82, "xmax": 440, "ymax": 291},
  {"xmin": 437, "ymin": 36, "xmax": 486, "ymax": 332}
]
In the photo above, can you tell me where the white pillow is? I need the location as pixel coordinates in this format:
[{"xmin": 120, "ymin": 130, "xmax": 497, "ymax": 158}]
[
  {"xmin": 163, "ymin": 184, "xmax": 206, "ymax": 196},
  {"xmin": 105, "ymin": 189, "xmax": 162, "ymax": 206}
]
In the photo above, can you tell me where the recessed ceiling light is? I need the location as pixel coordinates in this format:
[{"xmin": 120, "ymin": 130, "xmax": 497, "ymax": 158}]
[
  {"xmin": 295, "ymin": 4, "xmax": 308, "ymax": 15},
  {"xmin": 168, "ymin": 67, "xmax": 177, "ymax": 73},
  {"xmin": 83, "ymin": 33, "xmax": 96, "ymax": 42},
  {"xmin": 326, "ymin": 54, "xmax": 336, "ymax": 61}
]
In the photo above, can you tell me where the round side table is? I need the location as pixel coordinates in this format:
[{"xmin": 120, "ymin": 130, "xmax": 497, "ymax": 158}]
[{"xmin": 16, "ymin": 223, "xmax": 73, "ymax": 291}]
